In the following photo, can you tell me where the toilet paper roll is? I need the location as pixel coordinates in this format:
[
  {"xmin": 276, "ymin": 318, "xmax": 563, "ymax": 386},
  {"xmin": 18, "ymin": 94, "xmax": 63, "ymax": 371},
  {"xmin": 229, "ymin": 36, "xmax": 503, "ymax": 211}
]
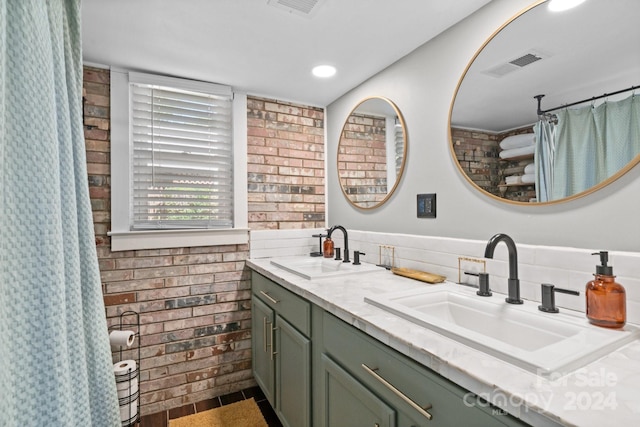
[
  {"xmin": 116, "ymin": 377, "xmax": 139, "ymax": 399},
  {"xmin": 113, "ymin": 359, "xmax": 137, "ymax": 382},
  {"xmin": 109, "ymin": 330, "xmax": 135, "ymax": 349},
  {"xmin": 118, "ymin": 389, "xmax": 139, "ymax": 406},
  {"xmin": 119, "ymin": 398, "xmax": 138, "ymax": 424}
]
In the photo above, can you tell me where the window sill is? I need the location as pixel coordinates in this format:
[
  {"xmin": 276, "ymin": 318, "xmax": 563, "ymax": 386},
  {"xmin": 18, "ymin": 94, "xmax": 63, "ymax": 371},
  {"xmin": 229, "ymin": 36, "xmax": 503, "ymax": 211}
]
[{"xmin": 108, "ymin": 228, "xmax": 249, "ymax": 251}]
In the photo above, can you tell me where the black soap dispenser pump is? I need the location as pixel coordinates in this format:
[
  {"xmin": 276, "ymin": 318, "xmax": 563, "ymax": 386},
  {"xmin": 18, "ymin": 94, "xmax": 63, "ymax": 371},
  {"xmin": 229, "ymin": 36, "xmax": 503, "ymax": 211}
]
[{"xmin": 585, "ymin": 251, "xmax": 626, "ymax": 328}]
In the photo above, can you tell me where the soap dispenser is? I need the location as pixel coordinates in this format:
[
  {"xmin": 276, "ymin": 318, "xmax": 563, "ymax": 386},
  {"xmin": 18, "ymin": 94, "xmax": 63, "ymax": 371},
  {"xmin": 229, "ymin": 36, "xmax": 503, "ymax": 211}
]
[
  {"xmin": 323, "ymin": 237, "xmax": 334, "ymax": 258},
  {"xmin": 585, "ymin": 251, "xmax": 626, "ymax": 328}
]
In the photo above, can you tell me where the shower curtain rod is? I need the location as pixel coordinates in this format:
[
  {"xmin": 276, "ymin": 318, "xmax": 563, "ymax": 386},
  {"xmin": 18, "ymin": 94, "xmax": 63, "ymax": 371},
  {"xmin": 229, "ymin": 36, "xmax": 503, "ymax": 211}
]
[{"xmin": 534, "ymin": 84, "xmax": 639, "ymax": 116}]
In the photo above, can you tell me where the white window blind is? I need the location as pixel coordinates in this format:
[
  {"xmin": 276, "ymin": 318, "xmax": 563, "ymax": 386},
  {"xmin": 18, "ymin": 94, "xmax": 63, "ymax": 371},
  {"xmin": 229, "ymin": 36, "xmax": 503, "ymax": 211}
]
[{"xmin": 130, "ymin": 83, "xmax": 233, "ymax": 230}]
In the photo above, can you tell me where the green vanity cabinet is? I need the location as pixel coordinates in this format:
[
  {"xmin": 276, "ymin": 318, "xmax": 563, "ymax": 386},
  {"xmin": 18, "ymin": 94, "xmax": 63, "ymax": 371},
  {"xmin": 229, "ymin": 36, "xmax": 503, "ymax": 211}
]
[
  {"xmin": 251, "ymin": 271, "xmax": 529, "ymax": 427},
  {"xmin": 251, "ymin": 272, "xmax": 311, "ymax": 427},
  {"xmin": 318, "ymin": 311, "xmax": 528, "ymax": 427}
]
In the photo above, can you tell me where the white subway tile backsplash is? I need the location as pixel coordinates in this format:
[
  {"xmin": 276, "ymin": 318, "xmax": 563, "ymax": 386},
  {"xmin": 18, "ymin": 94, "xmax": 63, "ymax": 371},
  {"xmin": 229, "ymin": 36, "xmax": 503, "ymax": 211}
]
[
  {"xmin": 556, "ymin": 289, "xmax": 586, "ymax": 313},
  {"xmin": 612, "ymin": 252, "xmax": 640, "ymax": 278},
  {"xmin": 249, "ymin": 228, "xmax": 324, "ymax": 259},
  {"xmin": 534, "ymin": 246, "xmax": 594, "ymax": 272},
  {"xmin": 250, "ymin": 229, "xmax": 640, "ymax": 324},
  {"xmin": 519, "ymin": 280, "xmax": 540, "ymax": 303},
  {"xmin": 567, "ymin": 270, "xmax": 594, "ymax": 291},
  {"xmin": 621, "ymin": 276, "xmax": 640, "ymax": 300},
  {"xmin": 484, "ymin": 258, "xmax": 508, "ymax": 278},
  {"xmin": 628, "ymin": 301, "xmax": 640, "ymax": 325},
  {"xmin": 519, "ymin": 264, "xmax": 570, "ymax": 289},
  {"xmin": 486, "ymin": 276, "xmax": 509, "ymax": 296}
]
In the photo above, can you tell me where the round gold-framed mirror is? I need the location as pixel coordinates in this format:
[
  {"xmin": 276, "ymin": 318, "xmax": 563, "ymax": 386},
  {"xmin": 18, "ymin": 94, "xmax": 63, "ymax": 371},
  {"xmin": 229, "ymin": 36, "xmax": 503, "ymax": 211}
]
[
  {"xmin": 338, "ymin": 97, "xmax": 407, "ymax": 209},
  {"xmin": 449, "ymin": 0, "xmax": 640, "ymax": 205}
]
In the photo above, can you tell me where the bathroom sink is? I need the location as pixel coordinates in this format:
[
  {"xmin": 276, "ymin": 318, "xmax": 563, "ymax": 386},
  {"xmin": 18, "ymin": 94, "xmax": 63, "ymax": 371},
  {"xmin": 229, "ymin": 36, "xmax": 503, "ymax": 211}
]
[
  {"xmin": 365, "ymin": 287, "xmax": 640, "ymax": 376},
  {"xmin": 270, "ymin": 256, "xmax": 380, "ymax": 280}
]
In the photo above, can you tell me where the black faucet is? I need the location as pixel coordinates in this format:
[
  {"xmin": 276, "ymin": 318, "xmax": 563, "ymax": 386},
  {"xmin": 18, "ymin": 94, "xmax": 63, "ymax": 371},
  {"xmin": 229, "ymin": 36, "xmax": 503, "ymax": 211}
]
[
  {"xmin": 327, "ymin": 225, "xmax": 350, "ymax": 263},
  {"xmin": 484, "ymin": 233, "xmax": 523, "ymax": 304}
]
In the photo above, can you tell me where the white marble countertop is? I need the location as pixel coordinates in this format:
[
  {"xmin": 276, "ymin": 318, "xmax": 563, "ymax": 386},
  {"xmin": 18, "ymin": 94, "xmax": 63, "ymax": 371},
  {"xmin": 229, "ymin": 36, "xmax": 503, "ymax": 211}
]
[{"xmin": 247, "ymin": 257, "xmax": 640, "ymax": 427}]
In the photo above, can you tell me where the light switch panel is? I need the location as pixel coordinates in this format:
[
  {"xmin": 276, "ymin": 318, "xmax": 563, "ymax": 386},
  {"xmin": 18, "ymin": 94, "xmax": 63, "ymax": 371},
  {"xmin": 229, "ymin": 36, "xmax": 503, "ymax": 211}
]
[{"xmin": 417, "ymin": 193, "xmax": 436, "ymax": 218}]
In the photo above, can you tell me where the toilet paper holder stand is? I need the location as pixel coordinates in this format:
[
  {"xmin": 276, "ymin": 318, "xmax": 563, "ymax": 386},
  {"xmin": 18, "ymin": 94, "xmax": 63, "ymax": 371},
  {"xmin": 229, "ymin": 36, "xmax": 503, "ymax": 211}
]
[{"xmin": 110, "ymin": 310, "xmax": 140, "ymax": 427}]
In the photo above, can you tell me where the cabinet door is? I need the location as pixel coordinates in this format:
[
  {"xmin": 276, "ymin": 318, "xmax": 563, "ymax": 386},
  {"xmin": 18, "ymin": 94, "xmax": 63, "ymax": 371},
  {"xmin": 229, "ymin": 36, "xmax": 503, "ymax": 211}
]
[
  {"xmin": 321, "ymin": 354, "xmax": 396, "ymax": 427},
  {"xmin": 275, "ymin": 314, "xmax": 311, "ymax": 427},
  {"xmin": 322, "ymin": 312, "xmax": 529, "ymax": 427},
  {"xmin": 252, "ymin": 295, "xmax": 275, "ymax": 406}
]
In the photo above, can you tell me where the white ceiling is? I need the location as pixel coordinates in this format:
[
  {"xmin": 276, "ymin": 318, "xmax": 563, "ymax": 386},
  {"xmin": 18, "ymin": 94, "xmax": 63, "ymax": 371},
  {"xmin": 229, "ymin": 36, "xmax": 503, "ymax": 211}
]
[{"xmin": 81, "ymin": 0, "xmax": 491, "ymax": 107}]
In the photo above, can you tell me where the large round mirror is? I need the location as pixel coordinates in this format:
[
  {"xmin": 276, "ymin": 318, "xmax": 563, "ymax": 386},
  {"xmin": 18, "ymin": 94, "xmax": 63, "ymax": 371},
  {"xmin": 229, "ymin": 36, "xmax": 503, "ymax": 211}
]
[
  {"xmin": 338, "ymin": 97, "xmax": 407, "ymax": 209},
  {"xmin": 450, "ymin": 0, "xmax": 640, "ymax": 204}
]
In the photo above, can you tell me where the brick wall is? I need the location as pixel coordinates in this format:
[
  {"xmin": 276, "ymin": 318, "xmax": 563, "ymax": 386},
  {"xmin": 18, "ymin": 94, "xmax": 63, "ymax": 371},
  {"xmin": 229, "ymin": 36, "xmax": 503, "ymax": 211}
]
[
  {"xmin": 451, "ymin": 126, "xmax": 535, "ymax": 202},
  {"xmin": 247, "ymin": 97, "xmax": 325, "ymax": 229},
  {"xmin": 83, "ymin": 67, "xmax": 325, "ymax": 415},
  {"xmin": 451, "ymin": 127, "xmax": 500, "ymax": 196},
  {"xmin": 338, "ymin": 112, "xmax": 388, "ymax": 207}
]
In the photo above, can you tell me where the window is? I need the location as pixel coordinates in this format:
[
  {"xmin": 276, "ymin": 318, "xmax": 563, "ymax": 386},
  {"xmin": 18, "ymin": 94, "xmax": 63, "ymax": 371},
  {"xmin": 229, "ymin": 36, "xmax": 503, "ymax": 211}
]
[
  {"xmin": 130, "ymin": 82, "xmax": 233, "ymax": 229},
  {"xmin": 110, "ymin": 70, "xmax": 248, "ymax": 251}
]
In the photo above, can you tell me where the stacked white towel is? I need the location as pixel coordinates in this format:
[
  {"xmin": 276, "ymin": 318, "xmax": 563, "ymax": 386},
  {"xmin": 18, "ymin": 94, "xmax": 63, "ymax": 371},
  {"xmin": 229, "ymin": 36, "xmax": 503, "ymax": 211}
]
[
  {"xmin": 521, "ymin": 173, "xmax": 535, "ymax": 184},
  {"xmin": 524, "ymin": 162, "xmax": 535, "ymax": 175},
  {"xmin": 505, "ymin": 175, "xmax": 522, "ymax": 185},
  {"xmin": 499, "ymin": 144, "xmax": 535, "ymax": 159},
  {"xmin": 499, "ymin": 133, "xmax": 535, "ymax": 159},
  {"xmin": 505, "ymin": 172, "xmax": 535, "ymax": 185},
  {"xmin": 499, "ymin": 133, "xmax": 535, "ymax": 150}
]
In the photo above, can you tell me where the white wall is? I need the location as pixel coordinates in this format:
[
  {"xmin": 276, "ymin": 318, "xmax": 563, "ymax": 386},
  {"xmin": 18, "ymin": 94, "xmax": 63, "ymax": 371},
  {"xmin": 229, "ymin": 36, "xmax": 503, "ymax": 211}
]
[{"xmin": 326, "ymin": 0, "xmax": 640, "ymax": 252}]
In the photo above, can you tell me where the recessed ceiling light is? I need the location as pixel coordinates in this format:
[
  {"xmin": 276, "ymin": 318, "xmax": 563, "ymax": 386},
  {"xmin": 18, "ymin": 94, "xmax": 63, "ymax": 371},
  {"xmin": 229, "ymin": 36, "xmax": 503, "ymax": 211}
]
[
  {"xmin": 548, "ymin": 0, "xmax": 586, "ymax": 12},
  {"xmin": 312, "ymin": 65, "xmax": 336, "ymax": 78}
]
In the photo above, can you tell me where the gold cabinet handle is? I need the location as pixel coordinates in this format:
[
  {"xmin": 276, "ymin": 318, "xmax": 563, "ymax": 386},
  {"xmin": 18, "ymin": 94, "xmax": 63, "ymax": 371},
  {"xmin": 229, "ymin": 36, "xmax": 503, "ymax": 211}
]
[
  {"xmin": 260, "ymin": 290, "xmax": 279, "ymax": 304},
  {"xmin": 362, "ymin": 364, "xmax": 433, "ymax": 421}
]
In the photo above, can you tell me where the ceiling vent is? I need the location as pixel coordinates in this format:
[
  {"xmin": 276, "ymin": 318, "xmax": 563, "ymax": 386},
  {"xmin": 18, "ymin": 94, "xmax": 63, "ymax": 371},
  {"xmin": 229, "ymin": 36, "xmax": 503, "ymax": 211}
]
[
  {"xmin": 509, "ymin": 53, "xmax": 543, "ymax": 67},
  {"xmin": 483, "ymin": 49, "xmax": 550, "ymax": 78},
  {"xmin": 268, "ymin": 0, "xmax": 326, "ymax": 18}
]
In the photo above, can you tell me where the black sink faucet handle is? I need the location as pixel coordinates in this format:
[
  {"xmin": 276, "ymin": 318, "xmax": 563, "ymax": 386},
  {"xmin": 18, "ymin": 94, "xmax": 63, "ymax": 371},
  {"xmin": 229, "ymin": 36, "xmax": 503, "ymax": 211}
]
[
  {"xmin": 538, "ymin": 283, "xmax": 579, "ymax": 313},
  {"xmin": 353, "ymin": 251, "xmax": 365, "ymax": 265},
  {"xmin": 477, "ymin": 272, "xmax": 492, "ymax": 297}
]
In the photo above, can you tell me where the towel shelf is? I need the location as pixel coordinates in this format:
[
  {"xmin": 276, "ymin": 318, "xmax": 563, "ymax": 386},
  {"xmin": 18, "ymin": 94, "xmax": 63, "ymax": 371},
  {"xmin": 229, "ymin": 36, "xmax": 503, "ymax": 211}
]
[
  {"xmin": 499, "ymin": 153, "xmax": 533, "ymax": 162},
  {"xmin": 498, "ymin": 182, "xmax": 535, "ymax": 188}
]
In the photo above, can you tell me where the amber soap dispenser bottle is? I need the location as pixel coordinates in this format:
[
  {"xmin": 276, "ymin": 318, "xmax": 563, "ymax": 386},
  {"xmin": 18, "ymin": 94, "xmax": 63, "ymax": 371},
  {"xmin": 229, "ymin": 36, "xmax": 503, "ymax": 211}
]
[
  {"xmin": 586, "ymin": 251, "xmax": 626, "ymax": 328},
  {"xmin": 323, "ymin": 237, "xmax": 334, "ymax": 258}
]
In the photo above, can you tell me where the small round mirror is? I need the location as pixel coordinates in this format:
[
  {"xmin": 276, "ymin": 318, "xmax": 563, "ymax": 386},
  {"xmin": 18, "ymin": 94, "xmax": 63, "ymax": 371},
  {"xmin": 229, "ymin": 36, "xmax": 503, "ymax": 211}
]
[{"xmin": 338, "ymin": 97, "xmax": 407, "ymax": 209}]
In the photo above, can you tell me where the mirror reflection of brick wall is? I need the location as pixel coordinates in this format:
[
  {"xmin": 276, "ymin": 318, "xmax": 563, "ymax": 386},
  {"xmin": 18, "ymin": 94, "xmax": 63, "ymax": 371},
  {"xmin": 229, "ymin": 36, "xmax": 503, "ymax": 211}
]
[
  {"xmin": 452, "ymin": 127, "xmax": 536, "ymax": 203},
  {"xmin": 452, "ymin": 127, "xmax": 500, "ymax": 196},
  {"xmin": 338, "ymin": 113, "xmax": 388, "ymax": 207}
]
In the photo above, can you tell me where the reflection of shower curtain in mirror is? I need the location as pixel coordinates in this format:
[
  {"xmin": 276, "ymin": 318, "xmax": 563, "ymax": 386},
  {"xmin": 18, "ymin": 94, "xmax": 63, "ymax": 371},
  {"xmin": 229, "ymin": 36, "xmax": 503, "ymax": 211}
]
[
  {"xmin": 533, "ymin": 120, "xmax": 556, "ymax": 202},
  {"xmin": 395, "ymin": 125, "xmax": 404, "ymax": 174},
  {"xmin": 537, "ymin": 94, "xmax": 640, "ymax": 201}
]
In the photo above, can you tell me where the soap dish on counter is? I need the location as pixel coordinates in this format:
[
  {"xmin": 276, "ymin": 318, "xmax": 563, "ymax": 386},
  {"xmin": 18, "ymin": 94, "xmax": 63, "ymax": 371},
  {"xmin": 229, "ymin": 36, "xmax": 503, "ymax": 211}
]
[{"xmin": 391, "ymin": 267, "xmax": 446, "ymax": 284}]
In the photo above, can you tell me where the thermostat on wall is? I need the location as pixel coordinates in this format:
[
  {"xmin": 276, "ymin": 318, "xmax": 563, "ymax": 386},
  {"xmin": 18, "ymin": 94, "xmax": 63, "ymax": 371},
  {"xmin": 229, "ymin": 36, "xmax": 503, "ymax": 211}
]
[{"xmin": 417, "ymin": 193, "xmax": 436, "ymax": 218}]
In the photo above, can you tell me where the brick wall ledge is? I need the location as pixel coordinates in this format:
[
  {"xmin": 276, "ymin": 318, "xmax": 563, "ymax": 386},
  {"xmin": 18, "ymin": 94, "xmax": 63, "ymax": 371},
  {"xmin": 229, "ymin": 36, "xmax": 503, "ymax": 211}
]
[{"xmin": 108, "ymin": 228, "xmax": 250, "ymax": 251}]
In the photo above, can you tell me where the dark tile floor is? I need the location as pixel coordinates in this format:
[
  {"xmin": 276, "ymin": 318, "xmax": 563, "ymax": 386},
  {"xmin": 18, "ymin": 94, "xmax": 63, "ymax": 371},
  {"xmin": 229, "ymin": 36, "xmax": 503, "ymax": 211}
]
[{"xmin": 139, "ymin": 386, "xmax": 283, "ymax": 427}]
